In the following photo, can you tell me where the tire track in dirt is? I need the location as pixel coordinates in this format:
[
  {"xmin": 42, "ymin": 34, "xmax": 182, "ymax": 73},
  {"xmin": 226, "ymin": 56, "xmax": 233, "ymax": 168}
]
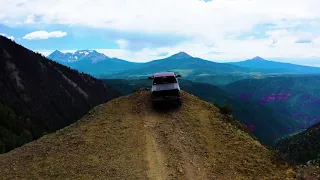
[
  {"xmin": 144, "ymin": 113, "xmax": 168, "ymax": 180},
  {"xmin": 140, "ymin": 94, "xmax": 210, "ymax": 180}
]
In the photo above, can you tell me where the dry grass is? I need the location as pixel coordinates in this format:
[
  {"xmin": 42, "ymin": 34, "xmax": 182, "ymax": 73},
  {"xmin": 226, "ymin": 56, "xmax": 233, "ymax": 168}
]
[{"xmin": 0, "ymin": 89, "xmax": 318, "ymax": 179}]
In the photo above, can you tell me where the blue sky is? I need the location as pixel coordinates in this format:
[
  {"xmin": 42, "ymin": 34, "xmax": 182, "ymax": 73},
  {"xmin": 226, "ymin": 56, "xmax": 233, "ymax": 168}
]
[
  {"xmin": 1, "ymin": 0, "xmax": 320, "ymax": 66},
  {"xmin": 0, "ymin": 24, "xmax": 120, "ymax": 49}
]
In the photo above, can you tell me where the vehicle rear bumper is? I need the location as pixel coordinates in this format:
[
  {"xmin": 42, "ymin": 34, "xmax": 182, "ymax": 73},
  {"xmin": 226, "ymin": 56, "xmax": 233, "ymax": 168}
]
[{"xmin": 152, "ymin": 96, "xmax": 181, "ymax": 102}]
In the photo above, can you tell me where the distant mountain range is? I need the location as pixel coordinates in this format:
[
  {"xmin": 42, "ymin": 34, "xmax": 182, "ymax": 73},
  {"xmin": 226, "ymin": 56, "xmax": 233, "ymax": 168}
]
[
  {"xmin": 48, "ymin": 50, "xmax": 107, "ymax": 63},
  {"xmin": 106, "ymin": 52, "xmax": 250, "ymax": 79},
  {"xmin": 0, "ymin": 36, "xmax": 120, "ymax": 153},
  {"xmin": 48, "ymin": 50, "xmax": 320, "ymax": 85},
  {"xmin": 230, "ymin": 56, "xmax": 320, "ymax": 74}
]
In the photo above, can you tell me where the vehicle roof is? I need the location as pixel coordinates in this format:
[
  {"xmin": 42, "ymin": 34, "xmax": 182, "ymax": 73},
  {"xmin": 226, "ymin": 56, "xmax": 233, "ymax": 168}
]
[{"xmin": 154, "ymin": 72, "xmax": 175, "ymax": 78}]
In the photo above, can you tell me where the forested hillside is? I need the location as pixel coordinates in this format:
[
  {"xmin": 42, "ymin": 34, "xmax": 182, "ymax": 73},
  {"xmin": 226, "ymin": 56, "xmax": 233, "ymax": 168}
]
[{"xmin": 0, "ymin": 36, "xmax": 120, "ymax": 153}]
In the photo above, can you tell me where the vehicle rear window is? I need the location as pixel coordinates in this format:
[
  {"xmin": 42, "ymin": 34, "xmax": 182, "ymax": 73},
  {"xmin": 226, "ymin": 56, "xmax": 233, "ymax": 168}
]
[{"xmin": 153, "ymin": 76, "xmax": 177, "ymax": 85}]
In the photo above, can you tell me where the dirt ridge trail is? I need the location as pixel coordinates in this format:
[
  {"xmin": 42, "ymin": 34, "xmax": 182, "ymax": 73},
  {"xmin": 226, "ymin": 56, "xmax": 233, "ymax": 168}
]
[
  {"xmin": 0, "ymin": 89, "xmax": 298, "ymax": 179},
  {"xmin": 141, "ymin": 97, "xmax": 210, "ymax": 179}
]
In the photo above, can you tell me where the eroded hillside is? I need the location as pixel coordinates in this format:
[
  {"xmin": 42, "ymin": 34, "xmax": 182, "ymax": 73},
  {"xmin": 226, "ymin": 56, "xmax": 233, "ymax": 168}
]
[{"xmin": 0, "ymin": 89, "xmax": 318, "ymax": 179}]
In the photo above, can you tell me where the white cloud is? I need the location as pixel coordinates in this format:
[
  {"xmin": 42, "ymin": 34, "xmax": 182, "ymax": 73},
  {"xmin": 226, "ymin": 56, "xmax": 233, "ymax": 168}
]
[
  {"xmin": 115, "ymin": 39, "xmax": 128, "ymax": 49},
  {"xmin": 35, "ymin": 50, "xmax": 52, "ymax": 56},
  {"xmin": 2, "ymin": 0, "xmax": 320, "ymax": 61},
  {"xmin": 2, "ymin": 0, "xmax": 319, "ymax": 35},
  {"xmin": 6, "ymin": 1, "xmax": 320, "ymax": 33},
  {"xmin": 7, "ymin": 36, "xmax": 14, "ymax": 40},
  {"xmin": 1, "ymin": 33, "xmax": 15, "ymax": 40},
  {"xmin": 23, "ymin": 31, "xmax": 67, "ymax": 40},
  {"xmin": 25, "ymin": 14, "xmax": 35, "ymax": 24}
]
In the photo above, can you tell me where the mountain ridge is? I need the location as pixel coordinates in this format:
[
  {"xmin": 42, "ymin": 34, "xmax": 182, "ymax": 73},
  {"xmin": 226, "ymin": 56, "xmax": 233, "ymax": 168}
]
[
  {"xmin": 103, "ymin": 78, "xmax": 299, "ymax": 145},
  {"xmin": 169, "ymin": 51, "xmax": 193, "ymax": 59},
  {"xmin": 230, "ymin": 57, "xmax": 320, "ymax": 74},
  {"xmin": 104, "ymin": 54, "xmax": 249, "ymax": 80},
  {"xmin": 48, "ymin": 49, "xmax": 142, "ymax": 77},
  {"xmin": 48, "ymin": 50, "xmax": 108, "ymax": 63},
  {"xmin": 48, "ymin": 50, "xmax": 320, "ymax": 69},
  {"xmin": 0, "ymin": 89, "xmax": 308, "ymax": 179},
  {"xmin": 250, "ymin": 56, "xmax": 266, "ymax": 61},
  {"xmin": 48, "ymin": 50, "xmax": 320, "ymax": 85}
]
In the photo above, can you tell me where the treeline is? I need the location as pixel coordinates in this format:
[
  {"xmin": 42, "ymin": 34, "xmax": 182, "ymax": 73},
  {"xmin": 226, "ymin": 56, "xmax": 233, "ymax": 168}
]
[{"xmin": 0, "ymin": 104, "xmax": 31, "ymax": 153}]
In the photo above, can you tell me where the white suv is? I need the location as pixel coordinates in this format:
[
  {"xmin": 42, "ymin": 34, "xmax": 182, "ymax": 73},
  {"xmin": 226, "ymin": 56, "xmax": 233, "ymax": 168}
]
[{"xmin": 148, "ymin": 72, "xmax": 182, "ymax": 107}]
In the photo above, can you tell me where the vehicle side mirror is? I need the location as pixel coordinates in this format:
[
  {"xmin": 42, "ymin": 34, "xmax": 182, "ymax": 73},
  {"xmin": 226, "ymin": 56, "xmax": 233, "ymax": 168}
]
[
  {"xmin": 176, "ymin": 74, "xmax": 182, "ymax": 78},
  {"xmin": 148, "ymin": 76, "xmax": 154, "ymax": 80}
]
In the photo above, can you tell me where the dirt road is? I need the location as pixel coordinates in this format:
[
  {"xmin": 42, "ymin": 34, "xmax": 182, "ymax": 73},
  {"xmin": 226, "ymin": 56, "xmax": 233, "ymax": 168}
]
[{"xmin": 0, "ymin": 89, "xmax": 299, "ymax": 179}]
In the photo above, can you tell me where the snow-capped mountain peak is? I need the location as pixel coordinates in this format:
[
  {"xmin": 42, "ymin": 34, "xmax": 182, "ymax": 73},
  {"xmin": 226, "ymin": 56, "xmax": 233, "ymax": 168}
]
[{"xmin": 48, "ymin": 50, "xmax": 108, "ymax": 63}]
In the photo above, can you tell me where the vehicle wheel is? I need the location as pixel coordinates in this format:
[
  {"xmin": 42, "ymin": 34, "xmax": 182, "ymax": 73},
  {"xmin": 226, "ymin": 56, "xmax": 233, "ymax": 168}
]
[
  {"xmin": 152, "ymin": 102, "xmax": 157, "ymax": 109},
  {"xmin": 177, "ymin": 99, "xmax": 182, "ymax": 106}
]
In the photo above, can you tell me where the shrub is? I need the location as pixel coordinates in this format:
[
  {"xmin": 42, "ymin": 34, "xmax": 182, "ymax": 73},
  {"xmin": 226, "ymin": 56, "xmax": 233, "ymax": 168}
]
[
  {"xmin": 220, "ymin": 104, "xmax": 233, "ymax": 115},
  {"xmin": 213, "ymin": 103, "xmax": 221, "ymax": 108}
]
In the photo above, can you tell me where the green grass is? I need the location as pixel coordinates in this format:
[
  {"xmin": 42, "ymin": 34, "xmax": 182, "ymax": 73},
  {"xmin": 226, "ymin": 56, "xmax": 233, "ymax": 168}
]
[{"xmin": 169, "ymin": 69, "xmax": 193, "ymax": 76}]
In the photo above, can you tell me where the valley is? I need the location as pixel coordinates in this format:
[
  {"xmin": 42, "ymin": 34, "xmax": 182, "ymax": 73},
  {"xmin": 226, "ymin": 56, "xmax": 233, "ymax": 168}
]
[
  {"xmin": 2, "ymin": 0, "xmax": 320, "ymax": 178},
  {"xmin": 224, "ymin": 76, "xmax": 320, "ymax": 132},
  {"xmin": 0, "ymin": 35, "xmax": 319, "ymax": 179}
]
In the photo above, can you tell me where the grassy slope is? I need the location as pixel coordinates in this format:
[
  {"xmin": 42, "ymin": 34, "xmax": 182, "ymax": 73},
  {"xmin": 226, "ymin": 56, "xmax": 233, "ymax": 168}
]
[{"xmin": 0, "ymin": 89, "xmax": 311, "ymax": 179}]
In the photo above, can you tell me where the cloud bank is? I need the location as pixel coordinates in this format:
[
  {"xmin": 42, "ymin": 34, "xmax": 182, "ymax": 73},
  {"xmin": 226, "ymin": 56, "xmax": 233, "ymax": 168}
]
[{"xmin": 1, "ymin": 0, "xmax": 320, "ymax": 62}]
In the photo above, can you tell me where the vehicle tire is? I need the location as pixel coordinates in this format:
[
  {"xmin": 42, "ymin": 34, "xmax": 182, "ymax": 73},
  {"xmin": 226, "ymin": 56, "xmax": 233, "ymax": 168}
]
[
  {"xmin": 177, "ymin": 99, "xmax": 182, "ymax": 106},
  {"xmin": 152, "ymin": 102, "xmax": 157, "ymax": 109}
]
